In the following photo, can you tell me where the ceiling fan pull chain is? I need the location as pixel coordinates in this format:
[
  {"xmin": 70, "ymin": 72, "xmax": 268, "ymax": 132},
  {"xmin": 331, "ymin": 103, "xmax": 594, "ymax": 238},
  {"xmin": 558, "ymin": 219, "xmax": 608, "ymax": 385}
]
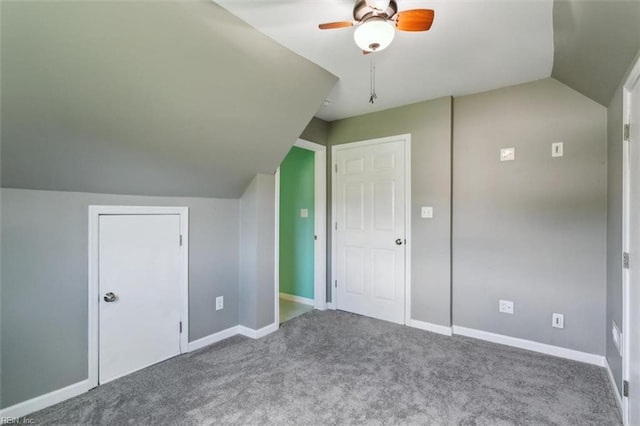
[{"xmin": 369, "ymin": 55, "xmax": 377, "ymax": 104}]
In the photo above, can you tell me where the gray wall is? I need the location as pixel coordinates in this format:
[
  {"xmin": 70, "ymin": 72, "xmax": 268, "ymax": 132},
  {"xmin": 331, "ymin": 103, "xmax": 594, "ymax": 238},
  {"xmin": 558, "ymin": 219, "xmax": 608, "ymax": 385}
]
[
  {"xmin": 0, "ymin": 188, "xmax": 240, "ymax": 408},
  {"xmin": 239, "ymin": 173, "xmax": 276, "ymax": 330},
  {"xmin": 453, "ymin": 78, "xmax": 607, "ymax": 355},
  {"xmin": 239, "ymin": 177, "xmax": 258, "ymax": 328},
  {"xmin": 552, "ymin": 0, "xmax": 640, "ymax": 106},
  {"xmin": 328, "ymin": 97, "xmax": 453, "ymax": 326},
  {"xmin": 300, "ymin": 117, "xmax": 330, "ymax": 146}
]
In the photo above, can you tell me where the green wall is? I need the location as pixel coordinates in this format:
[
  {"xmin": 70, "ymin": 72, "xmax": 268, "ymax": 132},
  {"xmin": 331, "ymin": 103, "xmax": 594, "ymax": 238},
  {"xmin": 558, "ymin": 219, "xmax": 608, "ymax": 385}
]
[{"xmin": 279, "ymin": 147, "xmax": 315, "ymax": 299}]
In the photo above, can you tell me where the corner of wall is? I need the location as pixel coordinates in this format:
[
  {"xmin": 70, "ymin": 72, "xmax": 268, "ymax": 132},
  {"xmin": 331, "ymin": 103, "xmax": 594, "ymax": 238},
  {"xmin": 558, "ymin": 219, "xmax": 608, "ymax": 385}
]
[{"xmin": 237, "ymin": 173, "xmax": 277, "ymax": 330}]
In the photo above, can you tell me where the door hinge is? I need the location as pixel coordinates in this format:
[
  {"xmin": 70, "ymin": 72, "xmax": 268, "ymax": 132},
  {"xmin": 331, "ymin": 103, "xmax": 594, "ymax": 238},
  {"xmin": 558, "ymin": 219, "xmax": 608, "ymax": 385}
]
[
  {"xmin": 624, "ymin": 380, "xmax": 629, "ymax": 397},
  {"xmin": 624, "ymin": 124, "xmax": 630, "ymax": 141},
  {"xmin": 335, "ymin": 222, "xmax": 338, "ymax": 230},
  {"xmin": 334, "ymin": 280, "xmax": 337, "ymax": 288},
  {"xmin": 314, "ymin": 235, "xmax": 318, "ymax": 241},
  {"xmin": 334, "ymin": 163, "xmax": 338, "ymax": 173},
  {"xmin": 179, "ymin": 235, "xmax": 183, "ymax": 246},
  {"xmin": 179, "ymin": 321, "xmax": 183, "ymax": 333},
  {"xmin": 624, "ymin": 252, "xmax": 630, "ymax": 269}
]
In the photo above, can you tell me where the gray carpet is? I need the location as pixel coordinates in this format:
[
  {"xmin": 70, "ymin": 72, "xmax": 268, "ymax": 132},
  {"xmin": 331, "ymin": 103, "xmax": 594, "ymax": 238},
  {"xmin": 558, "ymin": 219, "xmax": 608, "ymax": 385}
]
[{"xmin": 28, "ymin": 310, "xmax": 621, "ymax": 425}]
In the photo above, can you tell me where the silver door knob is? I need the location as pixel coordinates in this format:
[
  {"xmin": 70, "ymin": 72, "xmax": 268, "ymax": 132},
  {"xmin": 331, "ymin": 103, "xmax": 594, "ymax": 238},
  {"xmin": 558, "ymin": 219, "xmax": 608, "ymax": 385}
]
[
  {"xmin": 395, "ymin": 239, "xmax": 403, "ymax": 245},
  {"xmin": 103, "ymin": 292, "xmax": 117, "ymax": 302}
]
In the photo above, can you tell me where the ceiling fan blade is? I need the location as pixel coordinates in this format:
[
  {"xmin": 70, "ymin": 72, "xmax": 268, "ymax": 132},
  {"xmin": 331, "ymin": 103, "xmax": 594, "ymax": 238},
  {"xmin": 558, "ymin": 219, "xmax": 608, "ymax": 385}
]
[
  {"xmin": 318, "ymin": 21, "xmax": 354, "ymax": 30},
  {"xmin": 396, "ymin": 9, "xmax": 434, "ymax": 32}
]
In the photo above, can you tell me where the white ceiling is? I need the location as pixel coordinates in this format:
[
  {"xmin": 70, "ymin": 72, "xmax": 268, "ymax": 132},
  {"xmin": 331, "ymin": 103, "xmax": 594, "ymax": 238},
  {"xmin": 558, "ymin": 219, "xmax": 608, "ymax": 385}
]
[{"xmin": 215, "ymin": 0, "xmax": 554, "ymax": 121}]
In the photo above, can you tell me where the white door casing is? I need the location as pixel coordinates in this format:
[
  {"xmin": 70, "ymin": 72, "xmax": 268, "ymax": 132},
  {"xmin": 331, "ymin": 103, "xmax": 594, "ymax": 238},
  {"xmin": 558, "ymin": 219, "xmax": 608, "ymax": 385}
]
[
  {"xmin": 295, "ymin": 139, "xmax": 328, "ymax": 311},
  {"xmin": 624, "ymin": 57, "xmax": 640, "ymax": 425},
  {"xmin": 332, "ymin": 135, "xmax": 411, "ymax": 325},
  {"xmin": 274, "ymin": 139, "xmax": 327, "ymax": 326},
  {"xmin": 88, "ymin": 206, "xmax": 189, "ymax": 388}
]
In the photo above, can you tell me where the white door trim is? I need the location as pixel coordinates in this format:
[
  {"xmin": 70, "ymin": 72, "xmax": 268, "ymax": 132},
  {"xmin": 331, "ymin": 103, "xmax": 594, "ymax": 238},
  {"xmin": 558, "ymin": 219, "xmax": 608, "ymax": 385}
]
[
  {"xmin": 88, "ymin": 205, "xmax": 189, "ymax": 389},
  {"xmin": 295, "ymin": 139, "xmax": 328, "ymax": 311},
  {"xmin": 623, "ymin": 55, "xmax": 640, "ymax": 426},
  {"xmin": 275, "ymin": 140, "xmax": 328, "ymax": 322},
  {"xmin": 275, "ymin": 167, "xmax": 281, "ymax": 326},
  {"xmin": 330, "ymin": 134, "xmax": 412, "ymax": 324}
]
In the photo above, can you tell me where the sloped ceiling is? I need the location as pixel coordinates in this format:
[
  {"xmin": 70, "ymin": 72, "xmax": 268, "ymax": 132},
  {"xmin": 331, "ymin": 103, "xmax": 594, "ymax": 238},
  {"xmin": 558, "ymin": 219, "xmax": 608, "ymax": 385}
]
[
  {"xmin": 552, "ymin": 0, "xmax": 640, "ymax": 106},
  {"xmin": 216, "ymin": 0, "xmax": 555, "ymax": 121},
  {"xmin": 1, "ymin": 1, "xmax": 337, "ymax": 198}
]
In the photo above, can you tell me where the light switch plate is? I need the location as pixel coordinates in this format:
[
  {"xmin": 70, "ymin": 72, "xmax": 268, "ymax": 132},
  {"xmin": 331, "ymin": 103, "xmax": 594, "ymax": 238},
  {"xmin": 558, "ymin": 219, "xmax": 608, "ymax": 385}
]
[
  {"xmin": 552, "ymin": 142, "xmax": 563, "ymax": 157},
  {"xmin": 421, "ymin": 207, "xmax": 433, "ymax": 218},
  {"xmin": 300, "ymin": 208, "xmax": 308, "ymax": 218},
  {"xmin": 552, "ymin": 313, "xmax": 564, "ymax": 329},
  {"xmin": 500, "ymin": 147, "xmax": 515, "ymax": 161}
]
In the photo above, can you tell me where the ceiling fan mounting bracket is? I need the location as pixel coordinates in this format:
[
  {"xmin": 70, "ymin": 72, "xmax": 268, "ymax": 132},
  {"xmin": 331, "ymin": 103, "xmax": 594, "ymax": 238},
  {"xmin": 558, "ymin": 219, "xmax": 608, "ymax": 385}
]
[{"xmin": 353, "ymin": 0, "xmax": 398, "ymax": 22}]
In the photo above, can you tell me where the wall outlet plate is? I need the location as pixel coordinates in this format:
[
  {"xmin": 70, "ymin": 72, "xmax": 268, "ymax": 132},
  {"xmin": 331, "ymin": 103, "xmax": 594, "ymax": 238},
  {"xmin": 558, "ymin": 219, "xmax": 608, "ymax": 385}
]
[
  {"xmin": 300, "ymin": 208, "xmax": 308, "ymax": 218},
  {"xmin": 421, "ymin": 206, "xmax": 433, "ymax": 218},
  {"xmin": 499, "ymin": 299, "xmax": 514, "ymax": 314},
  {"xmin": 500, "ymin": 147, "xmax": 515, "ymax": 162},
  {"xmin": 552, "ymin": 313, "xmax": 564, "ymax": 329},
  {"xmin": 552, "ymin": 142, "xmax": 564, "ymax": 157},
  {"xmin": 216, "ymin": 296, "xmax": 224, "ymax": 311}
]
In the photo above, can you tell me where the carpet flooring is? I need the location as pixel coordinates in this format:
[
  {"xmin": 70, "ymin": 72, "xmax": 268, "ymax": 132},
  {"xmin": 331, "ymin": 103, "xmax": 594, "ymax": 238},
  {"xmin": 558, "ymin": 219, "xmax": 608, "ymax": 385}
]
[{"xmin": 28, "ymin": 310, "xmax": 622, "ymax": 425}]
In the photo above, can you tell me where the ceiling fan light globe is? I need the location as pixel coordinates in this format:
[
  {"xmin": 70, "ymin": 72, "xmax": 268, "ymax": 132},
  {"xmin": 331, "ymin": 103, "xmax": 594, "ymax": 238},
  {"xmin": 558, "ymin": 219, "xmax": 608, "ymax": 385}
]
[{"xmin": 354, "ymin": 19, "xmax": 395, "ymax": 52}]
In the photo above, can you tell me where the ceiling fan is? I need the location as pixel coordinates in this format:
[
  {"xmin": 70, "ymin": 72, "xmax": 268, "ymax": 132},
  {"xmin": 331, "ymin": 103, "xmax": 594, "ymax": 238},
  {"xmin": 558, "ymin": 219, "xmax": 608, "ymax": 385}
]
[{"xmin": 318, "ymin": 0, "xmax": 435, "ymax": 53}]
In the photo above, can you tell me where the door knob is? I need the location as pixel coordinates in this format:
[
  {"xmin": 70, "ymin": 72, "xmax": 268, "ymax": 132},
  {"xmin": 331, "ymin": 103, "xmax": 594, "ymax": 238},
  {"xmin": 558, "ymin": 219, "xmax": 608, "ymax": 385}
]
[
  {"xmin": 103, "ymin": 292, "xmax": 117, "ymax": 302},
  {"xmin": 395, "ymin": 238, "xmax": 403, "ymax": 245}
]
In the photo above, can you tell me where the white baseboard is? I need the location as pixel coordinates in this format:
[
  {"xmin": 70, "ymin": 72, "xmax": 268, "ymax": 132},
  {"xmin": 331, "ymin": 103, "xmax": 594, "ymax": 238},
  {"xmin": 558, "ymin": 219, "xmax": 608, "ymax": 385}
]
[
  {"xmin": 238, "ymin": 322, "xmax": 279, "ymax": 339},
  {"xmin": 2, "ymin": 321, "xmax": 282, "ymax": 419},
  {"xmin": 605, "ymin": 358, "xmax": 623, "ymax": 414},
  {"xmin": 327, "ymin": 302, "xmax": 336, "ymax": 310},
  {"xmin": 0, "ymin": 379, "xmax": 92, "ymax": 420},
  {"xmin": 314, "ymin": 301, "xmax": 327, "ymax": 311},
  {"xmin": 190, "ymin": 321, "xmax": 279, "ymax": 351},
  {"xmin": 188, "ymin": 325, "xmax": 240, "ymax": 352},
  {"xmin": 279, "ymin": 292, "xmax": 314, "ymax": 306},
  {"xmin": 452, "ymin": 326, "xmax": 606, "ymax": 367},
  {"xmin": 408, "ymin": 319, "xmax": 453, "ymax": 336}
]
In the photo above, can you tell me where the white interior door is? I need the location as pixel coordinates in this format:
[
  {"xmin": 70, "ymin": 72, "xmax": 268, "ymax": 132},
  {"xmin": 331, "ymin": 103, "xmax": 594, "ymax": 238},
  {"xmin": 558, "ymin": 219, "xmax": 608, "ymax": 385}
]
[
  {"xmin": 334, "ymin": 138, "xmax": 406, "ymax": 324},
  {"xmin": 626, "ymin": 67, "xmax": 640, "ymax": 425},
  {"xmin": 99, "ymin": 214, "xmax": 182, "ymax": 383}
]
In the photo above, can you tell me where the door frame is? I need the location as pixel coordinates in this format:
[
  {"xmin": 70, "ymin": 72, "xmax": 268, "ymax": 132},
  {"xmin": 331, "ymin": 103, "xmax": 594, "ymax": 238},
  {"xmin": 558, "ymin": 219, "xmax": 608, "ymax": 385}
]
[
  {"xmin": 623, "ymin": 55, "xmax": 640, "ymax": 425},
  {"xmin": 88, "ymin": 205, "xmax": 189, "ymax": 388},
  {"xmin": 274, "ymin": 139, "xmax": 327, "ymax": 325},
  {"xmin": 330, "ymin": 134, "xmax": 412, "ymax": 324}
]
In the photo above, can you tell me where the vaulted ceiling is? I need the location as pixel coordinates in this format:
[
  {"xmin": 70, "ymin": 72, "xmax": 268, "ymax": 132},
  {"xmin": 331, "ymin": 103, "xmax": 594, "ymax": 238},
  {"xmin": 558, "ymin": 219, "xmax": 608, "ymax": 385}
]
[
  {"xmin": 216, "ymin": 0, "xmax": 555, "ymax": 121},
  {"xmin": 2, "ymin": 1, "xmax": 639, "ymax": 198},
  {"xmin": 552, "ymin": 0, "xmax": 640, "ymax": 106},
  {"xmin": 1, "ymin": 1, "xmax": 336, "ymax": 198}
]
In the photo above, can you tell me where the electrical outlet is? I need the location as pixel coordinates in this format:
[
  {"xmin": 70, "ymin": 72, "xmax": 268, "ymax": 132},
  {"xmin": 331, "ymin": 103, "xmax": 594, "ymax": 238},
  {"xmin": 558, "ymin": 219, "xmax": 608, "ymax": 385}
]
[
  {"xmin": 216, "ymin": 296, "xmax": 224, "ymax": 311},
  {"xmin": 499, "ymin": 299, "xmax": 514, "ymax": 314},
  {"xmin": 500, "ymin": 147, "xmax": 515, "ymax": 162},
  {"xmin": 421, "ymin": 206, "xmax": 433, "ymax": 218},
  {"xmin": 552, "ymin": 313, "xmax": 564, "ymax": 329}
]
